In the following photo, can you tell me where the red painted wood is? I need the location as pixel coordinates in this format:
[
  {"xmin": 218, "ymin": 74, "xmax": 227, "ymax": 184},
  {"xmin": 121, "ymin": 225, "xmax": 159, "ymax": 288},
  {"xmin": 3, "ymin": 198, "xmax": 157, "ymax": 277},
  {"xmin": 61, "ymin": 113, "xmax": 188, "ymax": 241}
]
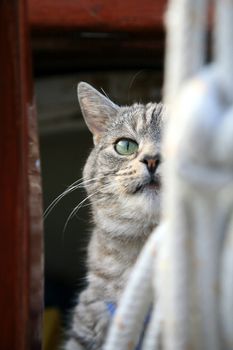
[
  {"xmin": 0, "ymin": 0, "xmax": 43, "ymax": 349},
  {"xmin": 28, "ymin": 0, "xmax": 167, "ymax": 32}
]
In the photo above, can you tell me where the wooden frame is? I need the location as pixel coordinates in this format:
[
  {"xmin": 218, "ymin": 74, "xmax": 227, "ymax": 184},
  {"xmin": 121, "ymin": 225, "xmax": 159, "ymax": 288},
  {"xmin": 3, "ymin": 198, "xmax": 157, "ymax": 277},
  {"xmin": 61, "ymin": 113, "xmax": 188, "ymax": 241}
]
[
  {"xmin": 0, "ymin": 1, "xmax": 166, "ymax": 349},
  {"xmin": 0, "ymin": 1, "xmax": 43, "ymax": 349},
  {"xmin": 29, "ymin": 0, "xmax": 167, "ymax": 32}
]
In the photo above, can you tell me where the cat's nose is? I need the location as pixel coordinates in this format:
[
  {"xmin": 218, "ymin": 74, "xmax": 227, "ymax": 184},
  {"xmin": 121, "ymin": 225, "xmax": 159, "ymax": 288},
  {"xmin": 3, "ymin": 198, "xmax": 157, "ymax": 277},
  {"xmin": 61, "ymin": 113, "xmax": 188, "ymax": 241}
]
[{"xmin": 141, "ymin": 154, "xmax": 161, "ymax": 174}]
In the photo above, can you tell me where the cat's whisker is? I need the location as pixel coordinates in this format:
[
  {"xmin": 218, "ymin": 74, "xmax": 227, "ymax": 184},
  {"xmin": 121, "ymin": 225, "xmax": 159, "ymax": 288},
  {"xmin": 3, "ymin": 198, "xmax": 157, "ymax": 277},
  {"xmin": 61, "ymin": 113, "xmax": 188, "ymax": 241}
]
[
  {"xmin": 44, "ymin": 177, "xmax": 101, "ymax": 219},
  {"xmin": 63, "ymin": 189, "xmax": 102, "ymax": 233},
  {"xmin": 100, "ymin": 88, "xmax": 110, "ymax": 99},
  {"xmin": 66, "ymin": 177, "xmax": 85, "ymax": 189},
  {"xmin": 127, "ymin": 69, "xmax": 144, "ymax": 103},
  {"xmin": 44, "ymin": 186, "xmax": 80, "ymax": 219},
  {"xmin": 63, "ymin": 182, "xmax": 114, "ymax": 232},
  {"xmin": 67, "ymin": 176, "xmax": 93, "ymax": 189},
  {"xmin": 69, "ymin": 176, "xmax": 85, "ymax": 186},
  {"xmin": 68, "ymin": 176, "xmax": 102, "ymax": 189}
]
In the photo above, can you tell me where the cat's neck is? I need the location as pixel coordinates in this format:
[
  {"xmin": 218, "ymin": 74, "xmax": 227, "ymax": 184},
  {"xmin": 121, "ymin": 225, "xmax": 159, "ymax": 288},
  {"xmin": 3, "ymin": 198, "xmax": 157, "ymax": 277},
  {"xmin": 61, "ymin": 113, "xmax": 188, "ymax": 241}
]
[
  {"xmin": 93, "ymin": 204, "xmax": 158, "ymax": 239},
  {"xmin": 86, "ymin": 211, "xmax": 157, "ymax": 301}
]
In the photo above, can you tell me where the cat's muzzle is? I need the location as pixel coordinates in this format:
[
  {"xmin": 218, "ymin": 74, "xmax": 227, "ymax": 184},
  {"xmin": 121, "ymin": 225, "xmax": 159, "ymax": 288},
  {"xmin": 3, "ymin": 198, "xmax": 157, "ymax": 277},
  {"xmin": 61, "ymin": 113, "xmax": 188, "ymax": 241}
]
[{"xmin": 134, "ymin": 176, "xmax": 161, "ymax": 194}]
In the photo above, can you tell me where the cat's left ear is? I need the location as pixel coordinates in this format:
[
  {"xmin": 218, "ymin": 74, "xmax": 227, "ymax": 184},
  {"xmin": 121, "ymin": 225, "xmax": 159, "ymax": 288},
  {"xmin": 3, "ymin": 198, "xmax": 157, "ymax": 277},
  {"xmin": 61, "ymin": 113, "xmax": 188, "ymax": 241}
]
[{"xmin": 78, "ymin": 82, "xmax": 119, "ymax": 144}]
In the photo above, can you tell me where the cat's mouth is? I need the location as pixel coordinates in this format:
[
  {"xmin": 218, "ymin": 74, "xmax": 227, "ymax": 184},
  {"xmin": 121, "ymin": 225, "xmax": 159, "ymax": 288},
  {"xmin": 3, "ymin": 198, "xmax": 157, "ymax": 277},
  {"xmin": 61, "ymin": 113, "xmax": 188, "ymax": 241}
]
[{"xmin": 134, "ymin": 177, "xmax": 161, "ymax": 194}]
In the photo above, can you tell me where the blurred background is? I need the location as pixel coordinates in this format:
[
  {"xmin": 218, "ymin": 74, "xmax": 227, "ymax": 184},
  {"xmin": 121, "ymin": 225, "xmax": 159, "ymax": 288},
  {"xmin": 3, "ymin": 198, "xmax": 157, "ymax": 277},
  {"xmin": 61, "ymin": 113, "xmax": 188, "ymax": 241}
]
[{"xmin": 30, "ymin": 0, "xmax": 166, "ymax": 347}]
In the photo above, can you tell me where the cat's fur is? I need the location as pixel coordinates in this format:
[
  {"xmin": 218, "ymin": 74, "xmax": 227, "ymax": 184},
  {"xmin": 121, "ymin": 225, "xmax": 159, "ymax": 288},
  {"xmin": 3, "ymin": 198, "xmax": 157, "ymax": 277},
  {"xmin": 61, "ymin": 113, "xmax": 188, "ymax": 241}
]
[{"xmin": 65, "ymin": 82, "xmax": 164, "ymax": 350}]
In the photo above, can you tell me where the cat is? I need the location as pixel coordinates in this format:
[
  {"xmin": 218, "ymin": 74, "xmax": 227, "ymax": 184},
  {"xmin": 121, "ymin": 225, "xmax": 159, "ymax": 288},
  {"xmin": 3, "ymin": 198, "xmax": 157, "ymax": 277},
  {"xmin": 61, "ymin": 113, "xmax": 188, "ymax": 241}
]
[{"xmin": 65, "ymin": 82, "xmax": 164, "ymax": 350}]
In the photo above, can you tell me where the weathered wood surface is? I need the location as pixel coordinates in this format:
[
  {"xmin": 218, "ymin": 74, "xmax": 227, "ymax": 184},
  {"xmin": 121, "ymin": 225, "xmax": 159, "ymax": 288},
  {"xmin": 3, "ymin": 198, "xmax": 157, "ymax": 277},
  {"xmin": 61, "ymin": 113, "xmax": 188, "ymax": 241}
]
[
  {"xmin": 0, "ymin": 0, "xmax": 43, "ymax": 349},
  {"xmin": 28, "ymin": 0, "xmax": 167, "ymax": 32},
  {"xmin": 29, "ymin": 101, "xmax": 44, "ymax": 350}
]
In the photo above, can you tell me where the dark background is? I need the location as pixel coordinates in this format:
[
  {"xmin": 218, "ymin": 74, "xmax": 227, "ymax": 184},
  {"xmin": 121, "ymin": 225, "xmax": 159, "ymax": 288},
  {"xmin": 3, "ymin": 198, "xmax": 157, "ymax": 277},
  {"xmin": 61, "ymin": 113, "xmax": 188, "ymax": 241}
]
[{"xmin": 31, "ymin": 0, "xmax": 166, "ymax": 332}]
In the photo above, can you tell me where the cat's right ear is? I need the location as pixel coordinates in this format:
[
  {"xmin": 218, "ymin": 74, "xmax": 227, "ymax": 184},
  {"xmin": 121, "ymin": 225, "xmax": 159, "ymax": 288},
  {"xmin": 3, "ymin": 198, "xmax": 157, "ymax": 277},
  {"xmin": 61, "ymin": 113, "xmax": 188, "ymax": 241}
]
[{"xmin": 77, "ymin": 82, "xmax": 119, "ymax": 144}]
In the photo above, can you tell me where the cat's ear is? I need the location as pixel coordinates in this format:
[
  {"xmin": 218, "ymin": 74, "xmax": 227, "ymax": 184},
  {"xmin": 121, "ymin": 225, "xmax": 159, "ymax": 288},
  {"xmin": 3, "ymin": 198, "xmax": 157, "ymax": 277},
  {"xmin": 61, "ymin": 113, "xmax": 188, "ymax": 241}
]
[{"xmin": 78, "ymin": 82, "xmax": 119, "ymax": 144}]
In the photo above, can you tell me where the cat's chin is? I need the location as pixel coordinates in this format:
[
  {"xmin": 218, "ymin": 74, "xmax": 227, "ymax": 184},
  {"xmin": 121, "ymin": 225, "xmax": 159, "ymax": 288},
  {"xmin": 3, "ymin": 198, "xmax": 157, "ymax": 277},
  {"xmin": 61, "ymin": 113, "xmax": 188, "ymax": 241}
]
[
  {"xmin": 123, "ymin": 188, "xmax": 161, "ymax": 223},
  {"xmin": 135, "ymin": 187, "xmax": 161, "ymax": 209},
  {"xmin": 133, "ymin": 177, "xmax": 161, "ymax": 195},
  {"xmin": 135, "ymin": 184, "xmax": 160, "ymax": 196}
]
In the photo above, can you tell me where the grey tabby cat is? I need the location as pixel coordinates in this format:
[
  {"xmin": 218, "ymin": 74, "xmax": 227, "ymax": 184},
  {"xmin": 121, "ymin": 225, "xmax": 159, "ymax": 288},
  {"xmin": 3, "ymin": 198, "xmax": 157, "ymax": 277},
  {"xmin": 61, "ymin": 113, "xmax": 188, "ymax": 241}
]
[{"xmin": 65, "ymin": 82, "xmax": 164, "ymax": 350}]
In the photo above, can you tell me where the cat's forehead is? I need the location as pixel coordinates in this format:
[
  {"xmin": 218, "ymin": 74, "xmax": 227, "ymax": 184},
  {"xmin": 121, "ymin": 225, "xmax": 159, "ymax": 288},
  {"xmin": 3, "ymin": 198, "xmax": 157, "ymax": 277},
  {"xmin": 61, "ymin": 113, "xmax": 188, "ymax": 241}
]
[{"xmin": 109, "ymin": 102, "xmax": 164, "ymax": 140}]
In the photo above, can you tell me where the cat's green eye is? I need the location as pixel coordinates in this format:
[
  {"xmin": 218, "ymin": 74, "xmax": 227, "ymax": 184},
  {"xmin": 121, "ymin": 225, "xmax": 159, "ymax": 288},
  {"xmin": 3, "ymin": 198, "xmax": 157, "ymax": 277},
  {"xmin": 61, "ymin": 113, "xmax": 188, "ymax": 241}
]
[{"xmin": 115, "ymin": 139, "xmax": 138, "ymax": 156}]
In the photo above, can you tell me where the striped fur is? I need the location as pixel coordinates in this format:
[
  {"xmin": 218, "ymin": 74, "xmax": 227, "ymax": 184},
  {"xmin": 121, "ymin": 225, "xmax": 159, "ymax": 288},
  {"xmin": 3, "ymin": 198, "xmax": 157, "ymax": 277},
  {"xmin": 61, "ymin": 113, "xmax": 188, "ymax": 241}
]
[{"xmin": 65, "ymin": 83, "xmax": 165, "ymax": 350}]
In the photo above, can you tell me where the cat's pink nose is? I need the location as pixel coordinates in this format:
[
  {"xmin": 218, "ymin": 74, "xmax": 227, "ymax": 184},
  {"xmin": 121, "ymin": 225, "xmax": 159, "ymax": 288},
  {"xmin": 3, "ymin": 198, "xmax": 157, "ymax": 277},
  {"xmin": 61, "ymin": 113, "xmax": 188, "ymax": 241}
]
[{"xmin": 141, "ymin": 154, "xmax": 161, "ymax": 174}]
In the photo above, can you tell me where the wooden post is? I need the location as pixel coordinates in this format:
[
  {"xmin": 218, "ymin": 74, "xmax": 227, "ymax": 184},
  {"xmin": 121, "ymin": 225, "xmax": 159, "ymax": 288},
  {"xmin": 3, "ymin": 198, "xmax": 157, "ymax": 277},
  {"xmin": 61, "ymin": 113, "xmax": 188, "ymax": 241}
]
[{"xmin": 0, "ymin": 0, "xmax": 43, "ymax": 349}]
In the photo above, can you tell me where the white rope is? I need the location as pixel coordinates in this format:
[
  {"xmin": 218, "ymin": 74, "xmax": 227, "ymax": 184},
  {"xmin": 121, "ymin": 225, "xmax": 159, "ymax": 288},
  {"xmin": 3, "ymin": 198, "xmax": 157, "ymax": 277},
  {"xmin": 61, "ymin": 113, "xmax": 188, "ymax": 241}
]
[
  {"xmin": 104, "ymin": 0, "xmax": 233, "ymax": 349},
  {"xmin": 103, "ymin": 226, "xmax": 164, "ymax": 350},
  {"xmin": 161, "ymin": 0, "xmax": 233, "ymax": 345},
  {"xmin": 214, "ymin": 39, "xmax": 233, "ymax": 344},
  {"xmin": 163, "ymin": 0, "xmax": 208, "ymax": 104},
  {"xmin": 161, "ymin": 68, "xmax": 228, "ymax": 350},
  {"xmin": 221, "ymin": 205, "xmax": 233, "ymax": 349},
  {"xmin": 214, "ymin": 0, "xmax": 233, "ymax": 101},
  {"xmin": 141, "ymin": 241, "xmax": 164, "ymax": 350},
  {"xmin": 141, "ymin": 303, "xmax": 162, "ymax": 350}
]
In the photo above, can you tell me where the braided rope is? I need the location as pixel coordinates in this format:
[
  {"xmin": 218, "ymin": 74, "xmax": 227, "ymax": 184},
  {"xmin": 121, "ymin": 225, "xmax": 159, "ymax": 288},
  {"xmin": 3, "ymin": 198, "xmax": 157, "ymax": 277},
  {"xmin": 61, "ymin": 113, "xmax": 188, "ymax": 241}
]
[
  {"xmin": 161, "ymin": 0, "xmax": 233, "ymax": 347},
  {"xmin": 104, "ymin": 1, "xmax": 233, "ymax": 349},
  {"xmin": 214, "ymin": 3, "xmax": 233, "ymax": 336},
  {"xmin": 103, "ymin": 226, "xmax": 164, "ymax": 350},
  {"xmin": 161, "ymin": 68, "xmax": 227, "ymax": 350},
  {"xmin": 221, "ymin": 207, "xmax": 233, "ymax": 348},
  {"xmin": 163, "ymin": 0, "xmax": 208, "ymax": 104},
  {"xmin": 214, "ymin": 0, "xmax": 233, "ymax": 101}
]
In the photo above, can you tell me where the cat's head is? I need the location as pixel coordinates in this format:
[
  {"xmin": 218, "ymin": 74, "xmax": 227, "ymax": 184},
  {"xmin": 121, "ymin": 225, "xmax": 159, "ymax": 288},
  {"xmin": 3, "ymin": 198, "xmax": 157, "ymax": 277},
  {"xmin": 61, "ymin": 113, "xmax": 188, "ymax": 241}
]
[{"xmin": 78, "ymin": 82, "xmax": 164, "ymax": 233}]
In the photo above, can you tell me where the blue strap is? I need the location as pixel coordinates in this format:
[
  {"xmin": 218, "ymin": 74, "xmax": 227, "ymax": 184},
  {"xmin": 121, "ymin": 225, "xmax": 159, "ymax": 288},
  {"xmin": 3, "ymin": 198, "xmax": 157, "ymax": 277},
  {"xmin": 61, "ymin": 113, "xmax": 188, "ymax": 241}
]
[{"xmin": 106, "ymin": 302, "xmax": 117, "ymax": 316}]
